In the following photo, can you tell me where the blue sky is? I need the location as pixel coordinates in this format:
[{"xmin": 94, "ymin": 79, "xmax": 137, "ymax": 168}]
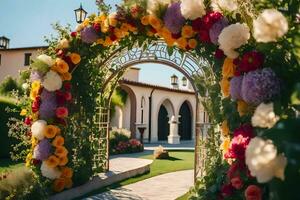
[{"xmin": 0, "ymin": 0, "xmax": 184, "ymax": 87}]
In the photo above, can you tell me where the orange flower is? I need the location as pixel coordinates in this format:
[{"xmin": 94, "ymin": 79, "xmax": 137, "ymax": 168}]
[
  {"xmin": 237, "ymin": 100, "xmax": 250, "ymax": 116},
  {"xmin": 44, "ymin": 125, "xmax": 59, "ymax": 139},
  {"xmin": 58, "ymin": 156, "xmax": 69, "ymax": 166},
  {"xmin": 188, "ymin": 39, "xmax": 197, "ymax": 49},
  {"xmin": 52, "ymin": 135, "xmax": 65, "ymax": 147},
  {"xmin": 141, "ymin": 15, "xmax": 150, "ymax": 25},
  {"xmin": 61, "ymin": 167, "xmax": 73, "ymax": 178},
  {"xmin": 165, "ymin": 38, "xmax": 176, "ymax": 47},
  {"xmin": 56, "ymin": 107, "xmax": 68, "ymax": 118},
  {"xmin": 61, "ymin": 72, "xmax": 72, "ymax": 81},
  {"xmin": 69, "ymin": 53, "xmax": 81, "ymax": 65},
  {"xmin": 55, "ymin": 146, "xmax": 68, "ymax": 158},
  {"xmin": 53, "ymin": 178, "xmax": 65, "ymax": 192},
  {"xmin": 30, "ymin": 89, "xmax": 39, "ymax": 100},
  {"xmin": 149, "ymin": 15, "xmax": 162, "ymax": 30},
  {"xmin": 220, "ymin": 78, "xmax": 230, "ymax": 98},
  {"xmin": 181, "ymin": 25, "xmax": 194, "ymax": 38},
  {"xmin": 46, "ymin": 155, "xmax": 59, "ymax": 168},
  {"xmin": 96, "ymin": 38, "xmax": 104, "ymax": 45},
  {"xmin": 221, "ymin": 120, "xmax": 230, "ymax": 136},
  {"xmin": 54, "ymin": 58, "xmax": 69, "ymax": 74},
  {"xmin": 176, "ymin": 37, "xmax": 188, "ymax": 50},
  {"xmin": 64, "ymin": 178, "xmax": 73, "ymax": 189},
  {"xmin": 222, "ymin": 58, "xmax": 236, "ymax": 78},
  {"xmin": 108, "ymin": 14, "xmax": 118, "ymax": 27},
  {"xmin": 103, "ymin": 36, "xmax": 113, "ymax": 47}
]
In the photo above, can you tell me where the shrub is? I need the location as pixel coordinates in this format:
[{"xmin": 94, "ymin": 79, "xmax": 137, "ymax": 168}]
[
  {"xmin": 0, "ymin": 97, "xmax": 19, "ymax": 158},
  {"xmin": 109, "ymin": 128, "xmax": 143, "ymax": 154},
  {"xmin": 0, "ymin": 76, "xmax": 20, "ymax": 95}
]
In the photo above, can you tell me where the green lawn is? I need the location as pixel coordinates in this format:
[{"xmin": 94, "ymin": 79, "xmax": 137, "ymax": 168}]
[
  {"xmin": 76, "ymin": 150, "xmax": 194, "ymax": 199},
  {"xmin": 0, "ymin": 159, "xmax": 23, "ymax": 173}
]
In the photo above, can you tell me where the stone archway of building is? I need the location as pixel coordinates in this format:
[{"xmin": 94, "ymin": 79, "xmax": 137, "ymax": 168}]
[{"xmin": 178, "ymin": 101, "xmax": 193, "ymax": 140}]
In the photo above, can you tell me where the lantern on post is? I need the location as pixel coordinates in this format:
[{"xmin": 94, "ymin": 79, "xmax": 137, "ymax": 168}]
[
  {"xmin": 74, "ymin": 3, "xmax": 88, "ymax": 24},
  {"xmin": 0, "ymin": 36, "xmax": 9, "ymax": 49},
  {"xmin": 182, "ymin": 77, "xmax": 187, "ymax": 87}
]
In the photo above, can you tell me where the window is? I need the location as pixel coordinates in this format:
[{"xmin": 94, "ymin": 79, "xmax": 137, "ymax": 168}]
[
  {"xmin": 141, "ymin": 97, "xmax": 146, "ymax": 123},
  {"xmin": 24, "ymin": 53, "xmax": 32, "ymax": 66},
  {"xmin": 0, "ymin": 54, "xmax": 1, "ymax": 66}
]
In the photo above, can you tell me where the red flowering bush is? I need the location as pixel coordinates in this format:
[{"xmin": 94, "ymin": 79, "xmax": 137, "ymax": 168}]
[{"xmin": 109, "ymin": 130, "xmax": 143, "ymax": 154}]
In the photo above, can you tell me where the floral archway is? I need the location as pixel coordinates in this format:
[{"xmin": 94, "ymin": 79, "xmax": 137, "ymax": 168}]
[{"xmin": 12, "ymin": 0, "xmax": 300, "ymax": 199}]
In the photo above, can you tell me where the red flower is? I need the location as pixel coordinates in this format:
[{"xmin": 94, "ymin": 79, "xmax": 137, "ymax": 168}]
[
  {"xmin": 221, "ymin": 184, "xmax": 234, "ymax": 197},
  {"xmin": 245, "ymin": 185, "xmax": 262, "ymax": 200},
  {"xmin": 192, "ymin": 18, "xmax": 202, "ymax": 32},
  {"xmin": 32, "ymin": 159, "xmax": 41, "ymax": 166},
  {"xmin": 56, "ymin": 107, "xmax": 68, "ymax": 118},
  {"xmin": 56, "ymin": 91, "xmax": 66, "ymax": 106},
  {"xmin": 215, "ymin": 49, "xmax": 225, "ymax": 59},
  {"xmin": 236, "ymin": 51, "xmax": 264, "ymax": 74},
  {"xmin": 202, "ymin": 11, "xmax": 223, "ymax": 30},
  {"xmin": 64, "ymin": 92, "xmax": 72, "ymax": 101},
  {"xmin": 32, "ymin": 96, "xmax": 41, "ymax": 113},
  {"xmin": 63, "ymin": 55, "xmax": 75, "ymax": 71},
  {"xmin": 93, "ymin": 23, "xmax": 101, "ymax": 32},
  {"xmin": 64, "ymin": 82, "xmax": 72, "ymax": 91},
  {"xmin": 231, "ymin": 176, "xmax": 243, "ymax": 189},
  {"xmin": 227, "ymin": 161, "xmax": 246, "ymax": 179},
  {"xmin": 110, "ymin": 34, "xmax": 117, "ymax": 41},
  {"xmin": 233, "ymin": 124, "xmax": 254, "ymax": 138},
  {"xmin": 172, "ymin": 32, "xmax": 181, "ymax": 39},
  {"xmin": 55, "ymin": 117, "xmax": 67, "ymax": 126},
  {"xmin": 198, "ymin": 30, "xmax": 211, "ymax": 43},
  {"xmin": 70, "ymin": 32, "xmax": 77, "ymax": 37},
  {"xmin": 56, "ymin": 49, "xmax": 65, "ymax": 57},
  {"xmin": 24, "ymin": 117, "xmax": 32, "ymax": 125}
]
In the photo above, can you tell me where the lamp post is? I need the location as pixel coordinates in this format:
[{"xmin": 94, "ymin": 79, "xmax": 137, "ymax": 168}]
[
  {"xmin": 182, "ymin": 76, "xmax": 187, "ymax": 87},
  {"xmin": 74, "ymin": 3, "xmax": 88, "ymax": 24},
  {"xmin": 0, "ymin": 36, "xmax": 9, "ymax": 49},
  {"xmin": 171, "ymin": 74, "xmax": 178, "ymax": 88}
]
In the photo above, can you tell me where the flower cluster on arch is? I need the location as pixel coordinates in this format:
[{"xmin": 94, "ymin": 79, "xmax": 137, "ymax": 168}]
[{"xmin": 20, "ymin": 0, "xmax": 299, "ymax": 197}]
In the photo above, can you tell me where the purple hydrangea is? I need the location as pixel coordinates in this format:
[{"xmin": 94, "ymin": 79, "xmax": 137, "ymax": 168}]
[
  {"xmin": 230, "ymin": 76, "xmax": 243, "ymax": 100},
  {"xmin": 30, "ymin": 71, "xmax": 43, "ymax": 82},
  {"xmin": 80, "ymin": 26, "xmax": 99, "ymax": 44},
  {"xmin": 39, "ymin": 89, "xmax": 57, "ymax": 119},
  {"xmin": 33, "ymin": 139, "xmax": 51, "ymax": 161},
  {"xmin": 241, "ymin": 68, "xmax": 280, "ymax": 105},
  {"xmin": 163, "ymin": 3, "xmax": 185, "ymax": 34},
  {"xmin": 209, "ymin": 17, "xmax": 229, "ymax": 45}
]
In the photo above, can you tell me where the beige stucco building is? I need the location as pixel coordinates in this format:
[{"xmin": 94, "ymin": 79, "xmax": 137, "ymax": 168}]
[{"xmin": 0, "ymin": 46, "xmax": 47, "ymax": 82}]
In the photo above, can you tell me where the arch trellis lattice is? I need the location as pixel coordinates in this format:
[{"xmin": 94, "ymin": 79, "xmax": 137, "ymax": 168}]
[{"xmin": 94, "ymin": 40, "xmax": 209, "ymax": 179}]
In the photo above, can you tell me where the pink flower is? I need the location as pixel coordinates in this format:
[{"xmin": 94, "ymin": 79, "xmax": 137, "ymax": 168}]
[
  {"xmin": 245, "ymin": 185, "xmax": 262, "ymax": 200},
  {"xmin": 64, "ymin": 92, "xmax": 72, "ymax": 101},
  {"xmin": 233, "ymin": 124, "xmax": 254, "ymax": 138},
  {"xmin": 231, "ymin": 176, "xmax": 243, "ymax": 189},
  {"xmin": 24, "ymin": 117, "xmax": 32, "ymax": 125},
  {"xmin": 56, "ymin": 107, "xmax": 68, "ymax": 118}
]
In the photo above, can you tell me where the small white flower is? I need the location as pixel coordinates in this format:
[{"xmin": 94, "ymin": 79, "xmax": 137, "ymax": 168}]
[
  {"xmin": 22, "ymin": 83, "xmax": 29, "ymax": 90},
  {"xmin": 218, "ymin": 23, "xmax": 250, "ymax": 58},
  {"xmin": 246, "ymin": 137, "xmax": 287, "ymax": 183},
  {"xmin": 180, "ymin": 0, "xmax": 206, "ymax": 20},
  {"xmin": 42, "ymin": 70, "xmax": 62, "ymax": 92},
  {"xmin": 57, "ymin": 38, "xmax": 69, "ymax": 49},
  {"xmin": 211, "ymin": 0, "xmax": 238, "ymax": 13},
  {"xmin": 41, "ymin": 162, "xmax": 61, "ymax": 179},
  {"xmin": 31, "ymin": 120, "xmax": 47, "ymax": 140},
  {"xmin": 37, "ymin": 54, "xmax": 55, "ymax": 67},
  {"xmin": 147, "ymin": 0, "xmax": 170, "ymax": 16},
  {"xmin": 253, "ymin": 9, "xmax": 288, "ymax": 43},
  {"xmin": 252, "ymin": 103, "xmax": 279, "ymax": 129}
]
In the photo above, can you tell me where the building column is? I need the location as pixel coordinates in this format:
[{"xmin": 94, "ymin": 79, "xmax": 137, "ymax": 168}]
[{"xmin": 168, "ymin": 115, "xmax": 180, "ymax": 144}]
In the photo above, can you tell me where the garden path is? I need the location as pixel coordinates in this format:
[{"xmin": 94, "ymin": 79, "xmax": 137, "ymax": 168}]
[{"xmin": 83, "ymin": 169, "xmax": 193, "ymax": 200}]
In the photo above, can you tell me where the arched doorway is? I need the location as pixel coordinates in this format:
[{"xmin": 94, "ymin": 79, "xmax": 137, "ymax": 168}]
[
  {"xmin": 179, "ymin": 101, "xmax": 192, "ymax": 140},
  {"xmin": 158, "ymin": 105, "xmax": 169, "ymax": 141}
]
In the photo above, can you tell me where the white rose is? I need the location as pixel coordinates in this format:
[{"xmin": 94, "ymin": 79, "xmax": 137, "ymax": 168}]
[
  {"xmin": 253, "ymin": 9, "xmax": 288, "ymax": 43},
  {"xmin": 218, "ymin": 23, "xmax": 250, "ymax": 58},
  {"xmin": 57, "ymin": 38, "xmax": 69, "ymax": 49},
  {"xmin": 180, "ymin": 0, "xmax": 206, "ymax": 20},
  {"xmin": 252, "ymin": 103, "xmax": 279, "ymax": 129},
  {"xmin": 147, "ymin": 0, "xmax": 170, "ymax": 16},
  {"xmin": 22, "ymin": 83, "xmax": 29, "ymax": 90},
  {"xmin": 42, "ymin": 70, "xmax": 62, "ymax": 92},
  {"xmin": 211, "ymin": 0, "xmax": 238, "ymax": 12},
  {"xmin": 31, "ymin": 120, "xmax": 47, "ymax": 140},
  {"xmin": 246, "ymin": 137, "xmax": 287, "ymax": 183},
  {"xmin": 41, "ymin": 162, "xmax": 61, "ymax": 180},
  {"xmin": 37, "ymin": 54, "xmax": 55, "ymax": 67}
]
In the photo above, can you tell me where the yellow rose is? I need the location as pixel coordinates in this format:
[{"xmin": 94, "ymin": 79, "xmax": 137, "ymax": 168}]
[
  {"xmin": 220, "ymin": 137, "xmax": 231, "ymax": 156},
  {"xmin": 30, "ymin": 89, "xmax": 39, "ymax": 100},
  {"xmin": 25, "ymin": 153, "xmax": 32, "ymax": 167},
  {"xmin": 53, "ymin": 58, "xmax": 69, "ymax": 74},
  {"xmin": 237, "ymin": 100, "xmax": 250, "ymax": 116},
  {"xmin": 108, "ymin": 13, "xmax": 118, "ymax": 27},
  {"xmin": 69, "ymin": 53, "xmax": 81, "ymax": 65},
  {"xmin": 96, "ymin": 38, "xmax": 104, "ymax": 45},
  {"xmin": 20, "ymin": 109, "xmax": 27, "ymax": 116},
  {"xmin": 188, "ymin": 39, "xmax": 197, "ymax": 49},
  {"xmin": 222, "ymin": 58, "xmax": 236, "ymax": 78},
  {"xmin": 221, "ymin": 120, "xmax": 230, "ymax": 136},
  {"xmin": 220, "ymin": 78, "xmax": 230, "ymax": 98},
  {"xmin": 31, "ymin": 80, "xmax": 41, "ymax": 90},
  {"xmin": 181, "ymin": 25, "xmax": 195, "ymax": 38},
  {"xmin": 82, "ymin": 18, "xmax": 90, "ymax": 27}
]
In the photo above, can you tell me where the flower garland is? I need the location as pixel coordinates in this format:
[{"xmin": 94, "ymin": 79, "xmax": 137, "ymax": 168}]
[{"xmin": 18, "ymin": 0, "xmax": 299, "ymax": 197}]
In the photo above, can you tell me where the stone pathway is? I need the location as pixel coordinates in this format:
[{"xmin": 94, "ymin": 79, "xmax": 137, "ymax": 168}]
[{"xmin": 83, "ymin": 170, "xmax": 194, "ymax": 200}]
